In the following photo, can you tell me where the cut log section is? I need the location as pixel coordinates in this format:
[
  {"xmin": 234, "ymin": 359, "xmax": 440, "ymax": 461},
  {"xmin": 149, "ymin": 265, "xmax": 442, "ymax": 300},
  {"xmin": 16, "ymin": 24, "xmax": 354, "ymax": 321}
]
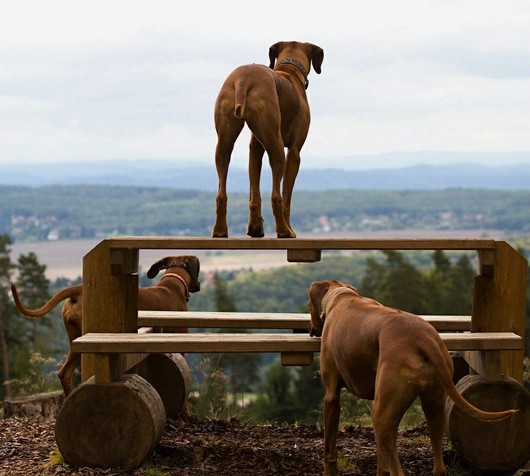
[
  {"xmin": 136, "ymin": 352, "xmax": 192, "ymax": 418},
  {"xmin": 55, "ymin": 374, "xmax": 166, "ymax": 470},
  {"xmin": 445, "ymin": 374, "xmax": 530, "ymax": 471}
]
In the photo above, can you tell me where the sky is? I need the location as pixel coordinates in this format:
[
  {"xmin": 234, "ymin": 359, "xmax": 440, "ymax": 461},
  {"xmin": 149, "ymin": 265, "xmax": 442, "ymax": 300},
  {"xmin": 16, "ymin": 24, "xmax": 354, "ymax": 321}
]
[{"xmin": 1, "ymin": 0, "xmax": 530, "ymax": 170}]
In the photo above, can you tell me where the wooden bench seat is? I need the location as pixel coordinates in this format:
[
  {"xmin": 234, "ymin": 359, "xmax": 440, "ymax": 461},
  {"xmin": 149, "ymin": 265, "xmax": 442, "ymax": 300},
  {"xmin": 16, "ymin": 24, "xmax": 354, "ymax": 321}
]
[
  {"xmin": 138, "ymin": 311, "xmax": 472, "ymax": 332},
  {"xmin": 73, "ymin": 331, "xmax": 522, "ymax": 355}
]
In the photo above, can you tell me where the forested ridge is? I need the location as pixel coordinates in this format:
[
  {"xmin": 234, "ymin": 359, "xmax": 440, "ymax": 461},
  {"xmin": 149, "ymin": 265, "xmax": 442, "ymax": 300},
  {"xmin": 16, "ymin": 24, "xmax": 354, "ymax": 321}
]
[{"xmin": 2, "ymin": 185, "xmax": 530, "ymax": 241}]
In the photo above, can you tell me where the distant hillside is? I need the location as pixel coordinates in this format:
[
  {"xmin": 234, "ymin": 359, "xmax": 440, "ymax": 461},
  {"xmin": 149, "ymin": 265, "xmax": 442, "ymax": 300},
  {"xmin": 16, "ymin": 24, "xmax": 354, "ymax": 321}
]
[
  {"xmin": 2, "ymin": 158, "xmax": 530, "ymax": 190},
  {"xmin": 2, "ymin": 186, "xmax": 529, "ymax": 242}
]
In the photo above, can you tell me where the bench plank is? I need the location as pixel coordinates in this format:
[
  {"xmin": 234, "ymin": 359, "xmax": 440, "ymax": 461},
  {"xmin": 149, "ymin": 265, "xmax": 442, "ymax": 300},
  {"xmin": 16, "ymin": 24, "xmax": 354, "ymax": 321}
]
[
  {"xmin": 138, "ymin": 311, "xmax": 471, "ymax": 332},
  {"xmin": 73, "ymin": 331, "xmax": 522, "ymax": 354},
  {"xmin": 106, "ymin": 236, "xmax": 497, "ymax": 251}
]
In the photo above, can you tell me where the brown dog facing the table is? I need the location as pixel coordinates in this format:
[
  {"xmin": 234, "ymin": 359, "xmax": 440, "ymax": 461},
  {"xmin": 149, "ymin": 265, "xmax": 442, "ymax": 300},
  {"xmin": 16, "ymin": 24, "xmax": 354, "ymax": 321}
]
[
  {"xmin": 12, "ymin": 255, "xmax": 200, "ymax": 397},
  {"xmin": 212, "ymin": 40, "xmax": 324, "ymax": 239},
  {"xmin": 308, "ymin": 280, "xmax": 517, "ymax": 476}
]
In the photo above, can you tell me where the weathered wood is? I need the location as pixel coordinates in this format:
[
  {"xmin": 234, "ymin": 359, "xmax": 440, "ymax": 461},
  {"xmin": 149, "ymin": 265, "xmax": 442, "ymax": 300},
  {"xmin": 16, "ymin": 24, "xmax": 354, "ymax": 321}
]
[
  {"xmin": 461, "ymin": 350, "xmax": 502, "ymax": 379},
  {"xmin": 473, "ymin": 241, "xmax": 527, "ymax": 380},
  {"xmin": 136, "ymin": 353, "xmax": 191, "ymax": 418},
  {"xmin": 82, "ymin": 241, "xmax": 139, "ymax": 382},
  {"xmin": 72, "ymin": 331, "xmax": 522, "ymax": 355},
  {"xmin": 55, "ymin": 374, "xmax": 166, "ymax": 470},
  {"xmin": 137, "ymin": 311, "xmax": 471, "ymax": 332},
  {"xmin": 446, "ymin": 374, "xmax": 530, "ymax": 471},
  {"xmin": 106, "ymin": 236, "xmax": 496, "ymax": 251},
  {"xmin": 281, "ymin": 352, "xmax": 314, "ymax": 366},
  {"xmin": 3, "ymin": 391, "xmax": 64, "ymax": 418},
  {"xmin": 110, "ymin": 248, "xmax": 139, "ymax": 276},
  {"xmin": 287, "ymin": 248, "xmax": 321, "ymax": 262},
  {"xmin": 450, "ymin": 352, "xmax": 469, "ymax": 384}
]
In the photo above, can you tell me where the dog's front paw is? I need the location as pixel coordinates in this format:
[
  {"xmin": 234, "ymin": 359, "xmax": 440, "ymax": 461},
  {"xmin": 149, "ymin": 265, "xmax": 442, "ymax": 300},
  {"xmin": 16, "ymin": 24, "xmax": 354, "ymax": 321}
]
[
  {"xmin": 277, "ymin": 230, "xmax": 296, "ymax": 238},
  {"xmin": 247, "ymin": 223, "xmax": 265, "ymax": 238},
  {"xmin": 211, "ymin": 226, "xmax": 229, "ymax": 238}
]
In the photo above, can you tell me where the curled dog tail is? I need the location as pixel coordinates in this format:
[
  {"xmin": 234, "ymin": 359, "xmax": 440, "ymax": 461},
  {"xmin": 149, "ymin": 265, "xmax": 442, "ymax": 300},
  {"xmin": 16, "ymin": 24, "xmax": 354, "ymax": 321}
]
[
  {"xmin": 233, "ymin": 78, "xmax": 249, "ymax": 119},
  {"xmin": 421, "ymin": 336, "xmax": 518, "ymax": 421},
  {"xmin": 11, "ymin": 283, "xmax": 83, "ymax": 319}
]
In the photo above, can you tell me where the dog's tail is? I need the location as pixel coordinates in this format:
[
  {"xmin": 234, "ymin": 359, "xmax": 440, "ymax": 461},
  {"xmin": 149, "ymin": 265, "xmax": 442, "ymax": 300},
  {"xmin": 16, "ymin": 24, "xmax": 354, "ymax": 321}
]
[
  {"xmin": 11, "ymin": 283, "xmax": 83, "ymax": 319},
  {"xmin": 421, "ymin": 336, "xmax": 518, "ymax": 421},
  {"xmin": 233, "ymin": 79, "xmax": 249, "ymax": 119}
]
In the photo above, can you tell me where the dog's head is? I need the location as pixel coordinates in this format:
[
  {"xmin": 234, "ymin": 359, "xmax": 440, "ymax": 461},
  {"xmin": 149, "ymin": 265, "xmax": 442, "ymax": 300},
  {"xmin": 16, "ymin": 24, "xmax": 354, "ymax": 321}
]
[
  {"xmin": 268, "ymin": 41, "xmax": 324, "ymax": 75},
  {"xmin": 146, "ymin": 255, "xmax": 201, "ymax": 293},
  {"xmin": 308, "ymin": 280, "xmax": 357, "ymax": 337}
]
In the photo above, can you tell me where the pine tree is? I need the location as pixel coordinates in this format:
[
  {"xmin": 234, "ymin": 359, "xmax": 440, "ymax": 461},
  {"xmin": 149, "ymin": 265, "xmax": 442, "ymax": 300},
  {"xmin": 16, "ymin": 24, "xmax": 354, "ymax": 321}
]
[
  {"xmin": 426, "ymin": 250, "xmax": 453, "ymax": 314},
  {"xmin": 0, "ymin": 235, "xmax": 16, "ymax": 397},
  {"xmin": 16, "ymin": 252, "xmax": 51, "ymax": 353},
  {"xmin": 213, "ymin": 273, "xmax": 260, "ymax": 404},
  {"xmin": 445, "ymin": 254, "xmax": 476, "ymax": 315},
  {"xmin": 363, "ymin": 251, "xmax": 435, "ymax": 313},
  {"xmin": 253, "ymin": 361, "xmax": 295, "ymax": 423}
]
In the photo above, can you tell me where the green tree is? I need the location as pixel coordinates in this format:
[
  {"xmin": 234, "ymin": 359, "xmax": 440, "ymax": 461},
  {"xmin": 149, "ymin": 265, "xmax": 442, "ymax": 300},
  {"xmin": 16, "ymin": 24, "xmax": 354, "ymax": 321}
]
[
  {"xmin": 16, "ymin": 252, "xmax": 51, "ymax": 353},
  {"xmin": 445, "ymin": 254, "xmax": 475, "ymax": 315},
  {"xmin": 0, "ymin": 235, "xmax": 17, "ymax": 397},
  {"xmin": 215, "ymin": 273, "xmax": 261, "ymax": 402},
  {"xmin": 214, "ymin": 272, "xmax": 237, "ymax": 312},
  {"xmin": 362, "ymin": 251, "xmax": 429, "ymax": 313},
  {"xmin": 291, "ymin": 360, "xmax": 324, "ymax": 424},
  {"xmin": 252, "ymin": 361, "xmax": 295, "ymax": 423},
  {"xmin": 425, "ymin": 250, "xmax": 453, "ymax": 314},
  {"xmin": 360, "ymin": 255, "xmax": 387, "ymax": 298}
]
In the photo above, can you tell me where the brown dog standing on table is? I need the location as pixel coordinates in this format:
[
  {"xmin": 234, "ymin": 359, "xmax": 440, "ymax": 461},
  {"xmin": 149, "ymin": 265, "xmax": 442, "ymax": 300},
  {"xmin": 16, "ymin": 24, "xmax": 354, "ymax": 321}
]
[
  {"xmin": 11, "ymin": 255, "xmax": 200, "ymax": 396},
  {"xmin": 212, "ymin": 41, "xmax": 324, "ymax": 239},
  {"xmin": 308, "ymin": 280, "xmax": 517, "ymax": 476}
]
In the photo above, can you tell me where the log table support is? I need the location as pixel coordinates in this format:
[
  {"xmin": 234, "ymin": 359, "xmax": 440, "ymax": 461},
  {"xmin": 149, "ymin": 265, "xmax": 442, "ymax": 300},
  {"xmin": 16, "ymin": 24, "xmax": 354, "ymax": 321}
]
[
  {"xmin": 471, "ymin": 242, "xmax": 527, "ymax": 381},
  {"xmin": 81, "ymin": 244, "xmax": 139, "ymax": 382},
  {"xmin": 446, "ymin": 241, "xmax": 529, "ymax": 471},
  {"xmin": 54, "ymin": 237, "xmax": 528, "ymax": 471}
]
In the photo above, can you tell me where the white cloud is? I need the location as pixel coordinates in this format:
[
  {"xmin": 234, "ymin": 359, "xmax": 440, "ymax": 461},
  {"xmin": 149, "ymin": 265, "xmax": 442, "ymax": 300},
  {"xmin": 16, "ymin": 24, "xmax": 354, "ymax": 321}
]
[{"xmin": 1, "ymin": 0, "xmax": 530, "ymax": 167}]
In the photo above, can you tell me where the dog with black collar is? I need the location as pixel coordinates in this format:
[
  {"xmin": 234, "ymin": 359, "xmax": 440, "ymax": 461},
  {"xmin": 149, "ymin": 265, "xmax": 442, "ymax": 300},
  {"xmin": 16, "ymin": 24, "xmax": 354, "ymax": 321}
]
[{"xmin": 212, "ymin": 40, "xmax": 324, "ymax": 239}]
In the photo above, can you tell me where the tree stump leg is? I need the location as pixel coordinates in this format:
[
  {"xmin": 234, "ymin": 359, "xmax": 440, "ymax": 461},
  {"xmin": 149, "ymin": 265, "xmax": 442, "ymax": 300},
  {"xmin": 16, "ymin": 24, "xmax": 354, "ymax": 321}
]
[
  {"xmin": 136, "ymin": 353, "xmax": 192, "ymax": 418},
  {"xmin": 450, "ymin": 351, "xmax": 469, "ymax": 384},
  {"xmin": 55, "ymin": 373, "xmax": 166, "ymax": 470},
  {"xmin": 445, "ymin": 374, "xmax": 530, "ymax": 471}
]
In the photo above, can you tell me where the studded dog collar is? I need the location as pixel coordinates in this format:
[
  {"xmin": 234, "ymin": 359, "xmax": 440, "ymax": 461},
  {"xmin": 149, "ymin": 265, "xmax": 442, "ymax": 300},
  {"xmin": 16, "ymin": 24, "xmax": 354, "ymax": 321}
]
[{"xmin": 276, "ymin": 57, "xmax": 309, "ymax": 89}]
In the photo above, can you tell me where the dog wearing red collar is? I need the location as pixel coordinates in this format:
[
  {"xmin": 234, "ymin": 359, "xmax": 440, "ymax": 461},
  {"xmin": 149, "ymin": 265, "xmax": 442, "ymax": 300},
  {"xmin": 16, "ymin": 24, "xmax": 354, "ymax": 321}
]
[{"xmin": 11, "ymin": 255, "xmax": 200, "ymax": 396}]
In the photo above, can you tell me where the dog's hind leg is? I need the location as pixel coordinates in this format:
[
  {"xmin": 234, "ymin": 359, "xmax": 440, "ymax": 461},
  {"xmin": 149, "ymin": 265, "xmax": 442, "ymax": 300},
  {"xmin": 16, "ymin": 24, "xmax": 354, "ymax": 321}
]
[
  {"xmin": 321, "ymin": 358, "xmax": 342, "ymax": 476},
  {"xmin": 420, "ymin": 387, "xmax": 447, "ymax": 476},
  {"xmin": 282, "ymin": 146, "xmax": 301, "ymax": 235},
  {"xmin": 247, "ymin": 134, "xmax": 266, "ymax": 237},
  {"xmin": 57, "ymin": 351, "xmax": 80, "ymax": 396},
  {"xmin": 372, "ymin": 365, "xmax": 415, "ymax": 475},
  {"xmin": 246, "ymin": 108, "xmax": 295, "ymax": 238},
  {"xmin": 212, "ymin": 112, "xmax": 244, "ymax": 238}
]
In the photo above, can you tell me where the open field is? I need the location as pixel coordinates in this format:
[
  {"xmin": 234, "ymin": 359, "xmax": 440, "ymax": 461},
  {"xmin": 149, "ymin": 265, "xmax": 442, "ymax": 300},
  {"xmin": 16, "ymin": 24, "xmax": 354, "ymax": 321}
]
[{"xmin": 10, "ymin": 229, "xmax": 507, "ymax": 281}]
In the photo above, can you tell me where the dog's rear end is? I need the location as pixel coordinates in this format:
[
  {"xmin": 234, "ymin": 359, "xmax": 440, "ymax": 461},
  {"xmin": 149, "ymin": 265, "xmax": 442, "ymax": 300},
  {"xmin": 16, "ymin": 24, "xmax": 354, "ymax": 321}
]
[
  {"xmin": 12, "ymin": 255, "xmax": 201, "ymax": 397},
  {"xmin": 212, "ymin": 41, "xmax": 323, "ymax": 239},
  {"xmin": 309, "ymin": 280, "xmax": 517, "ymax": 476}
]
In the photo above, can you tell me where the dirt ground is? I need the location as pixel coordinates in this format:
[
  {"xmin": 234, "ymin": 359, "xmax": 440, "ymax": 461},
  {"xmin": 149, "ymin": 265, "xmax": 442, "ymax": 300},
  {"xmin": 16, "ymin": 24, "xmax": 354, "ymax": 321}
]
[{"xmin": 1, "ymin": 415, "xmax": 529, "ymax": 476}]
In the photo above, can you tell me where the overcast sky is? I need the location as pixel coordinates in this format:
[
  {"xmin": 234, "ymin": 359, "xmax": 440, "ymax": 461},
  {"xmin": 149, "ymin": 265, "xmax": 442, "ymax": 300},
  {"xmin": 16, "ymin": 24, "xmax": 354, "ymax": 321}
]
[{"xmin": 1, "ymin": 0, "xmax": 530, "ymax": 170}]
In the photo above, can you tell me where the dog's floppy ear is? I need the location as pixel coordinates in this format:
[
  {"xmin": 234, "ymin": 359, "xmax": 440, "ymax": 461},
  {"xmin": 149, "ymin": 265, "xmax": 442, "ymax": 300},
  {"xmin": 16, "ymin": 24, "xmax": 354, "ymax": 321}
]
[
  {"xmin": 308, "ymin": 281, "xmax": 329, "ymax": 337},
  {"xmin": 269, "ymin": 42, "xmax": 281, "ymax": 68},
  {"xmin": 184, "ymin": 255, "xmax": 201, "ymax": 293},
  {"xmin": 310, "ymin": 44, "xmax": 324, "ymax": 74},
  {"xmin": 146, "ymin": 257, "xmax": 170, "ymax": 279}
]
